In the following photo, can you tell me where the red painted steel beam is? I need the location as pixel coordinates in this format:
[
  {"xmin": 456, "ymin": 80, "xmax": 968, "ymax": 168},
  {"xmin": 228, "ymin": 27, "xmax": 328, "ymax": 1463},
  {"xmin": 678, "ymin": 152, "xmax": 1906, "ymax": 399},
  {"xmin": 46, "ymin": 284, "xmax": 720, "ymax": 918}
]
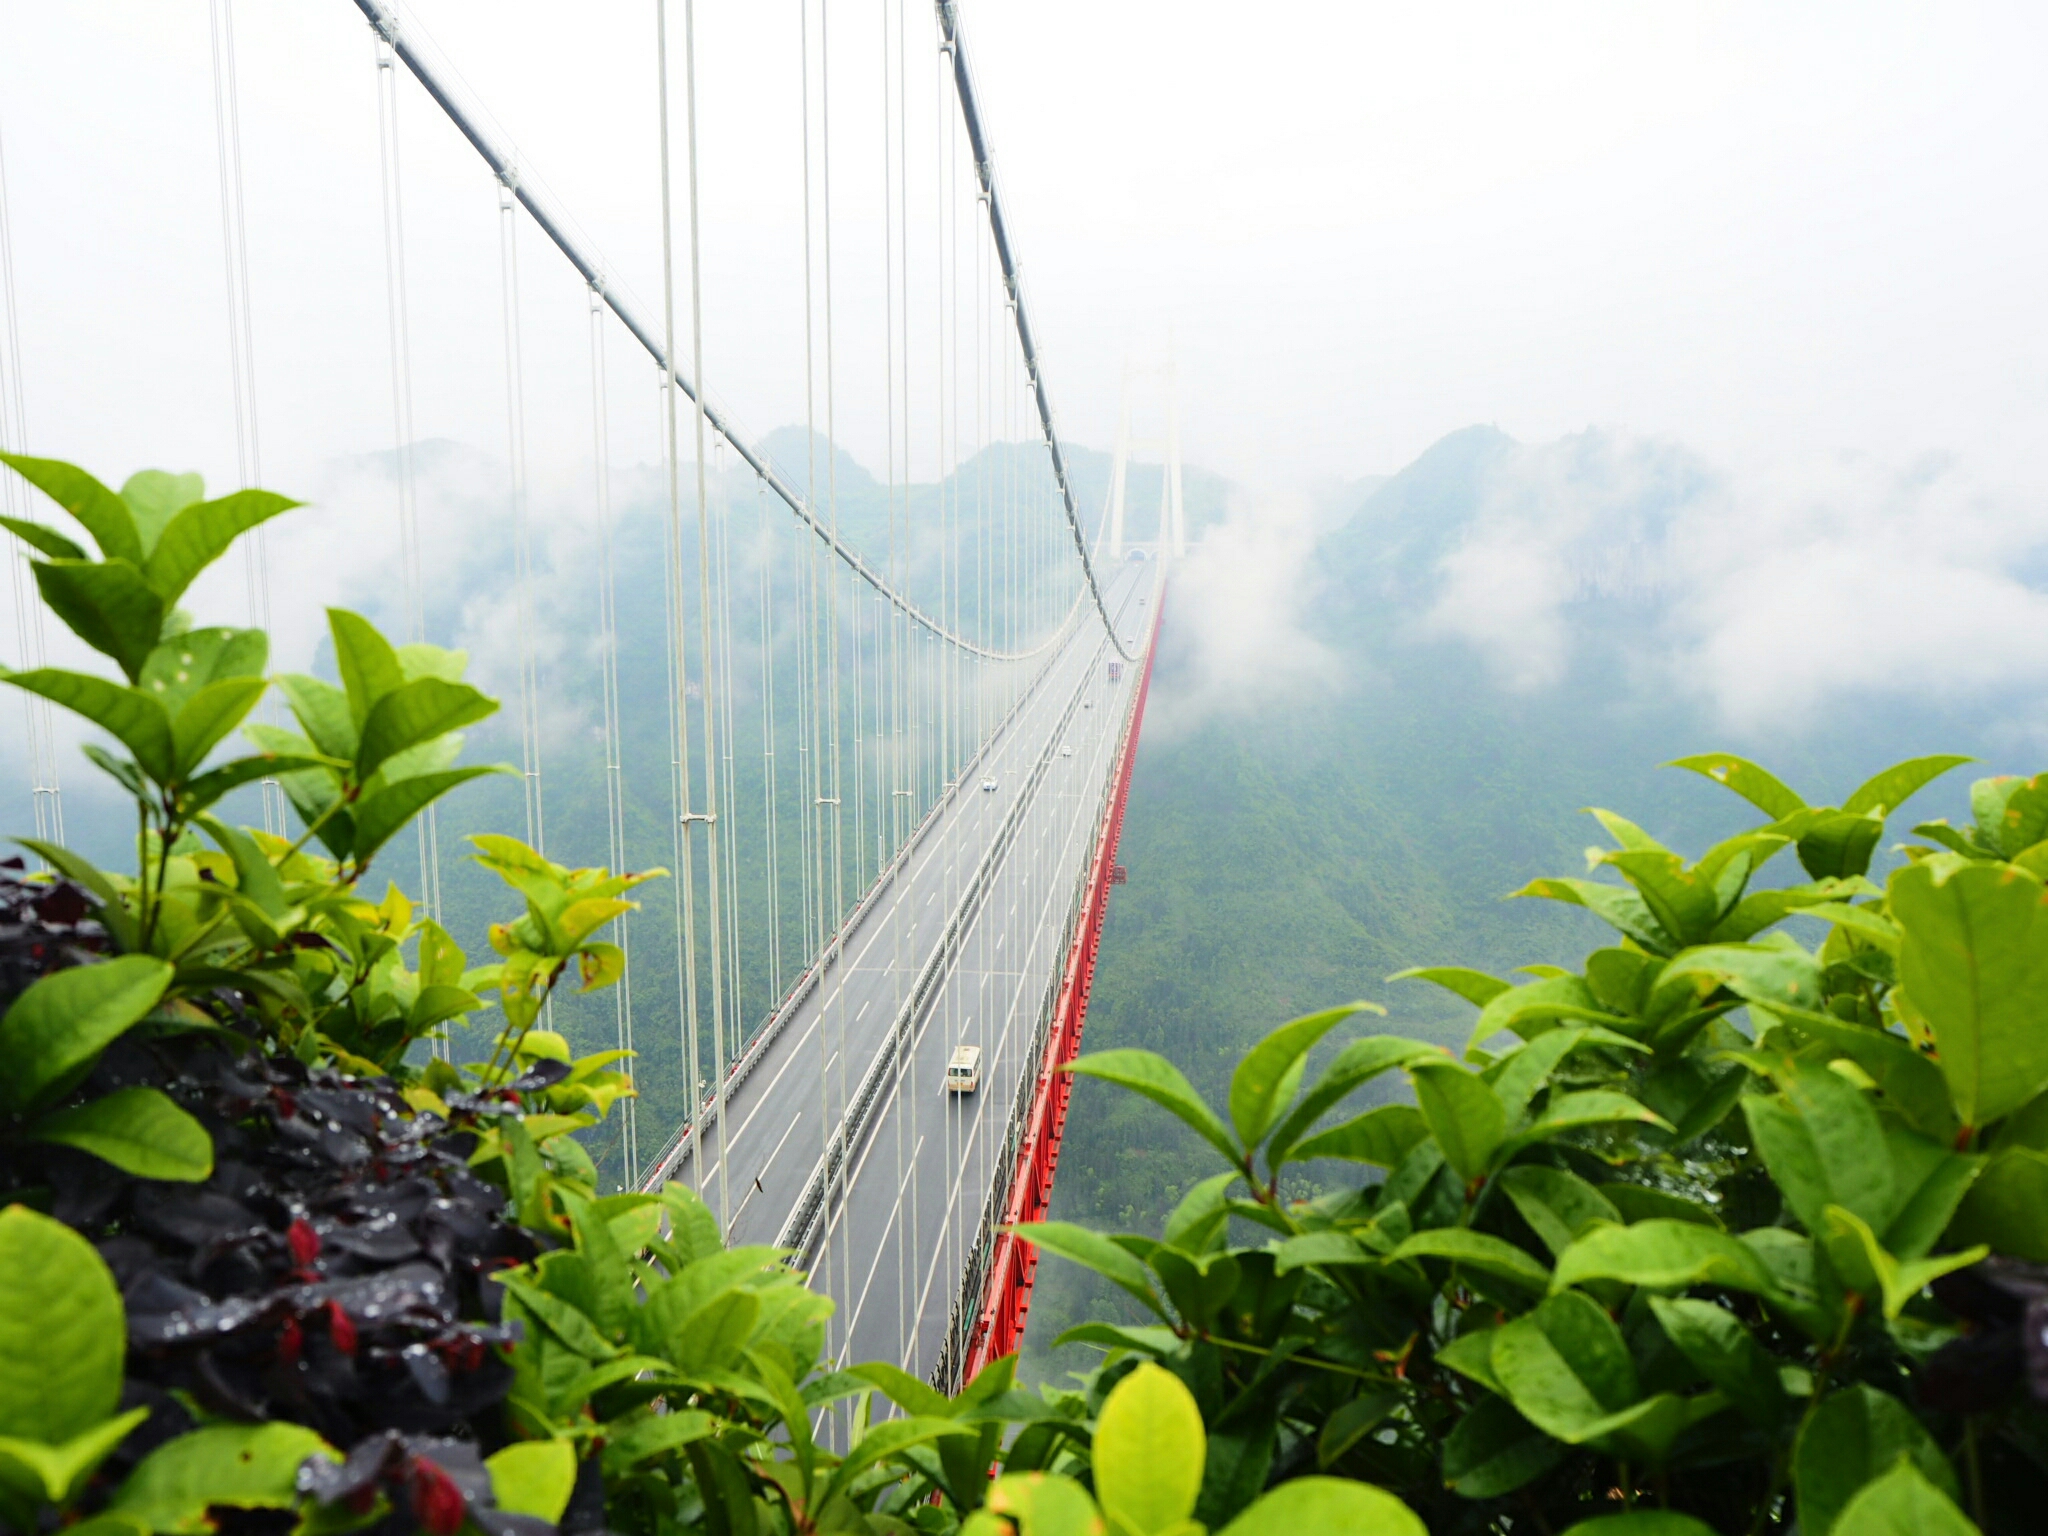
[{"xmin": 962, "ymin": 584, "xmax": 1167, "ymax": 1377}]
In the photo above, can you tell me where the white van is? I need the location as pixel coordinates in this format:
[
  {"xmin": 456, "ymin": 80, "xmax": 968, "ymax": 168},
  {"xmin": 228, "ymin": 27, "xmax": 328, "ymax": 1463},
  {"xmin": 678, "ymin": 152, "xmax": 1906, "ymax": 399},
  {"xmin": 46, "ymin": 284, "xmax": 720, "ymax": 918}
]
[{"xmin": 946, "ymin": 1044, "xmax": 983, "ymax": 1094}]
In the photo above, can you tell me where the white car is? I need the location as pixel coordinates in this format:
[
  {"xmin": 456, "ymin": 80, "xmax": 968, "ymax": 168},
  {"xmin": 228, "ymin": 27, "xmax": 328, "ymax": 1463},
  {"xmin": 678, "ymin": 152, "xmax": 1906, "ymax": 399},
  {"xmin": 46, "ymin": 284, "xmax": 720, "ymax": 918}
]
[
  {"xmin": 980, "ymin": 777, "xmax": 998, "ymax": 792},
  {"xmin": 946, "ymin": 1044, "xmax": 983, "ymax": 1093},
  {"xmin": 1060, "ymin": 744, "xmax": 1073, "ymax": 757}
]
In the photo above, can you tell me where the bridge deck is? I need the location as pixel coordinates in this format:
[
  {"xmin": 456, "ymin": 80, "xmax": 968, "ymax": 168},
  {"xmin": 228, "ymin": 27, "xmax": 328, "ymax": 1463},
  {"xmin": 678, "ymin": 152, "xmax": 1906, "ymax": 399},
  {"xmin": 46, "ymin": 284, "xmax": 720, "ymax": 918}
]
[{"xmin": 653, "ymin": 555, "xmax": 1160, "ymax": 1376}]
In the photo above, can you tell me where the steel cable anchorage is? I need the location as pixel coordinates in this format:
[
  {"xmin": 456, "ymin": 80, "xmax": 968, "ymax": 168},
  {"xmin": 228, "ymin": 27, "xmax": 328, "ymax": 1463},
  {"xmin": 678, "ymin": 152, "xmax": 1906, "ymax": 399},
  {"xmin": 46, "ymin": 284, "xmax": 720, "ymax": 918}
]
[{"xmin": 353, "ymin": 0, "xmax": 1102, "ymax": 665}]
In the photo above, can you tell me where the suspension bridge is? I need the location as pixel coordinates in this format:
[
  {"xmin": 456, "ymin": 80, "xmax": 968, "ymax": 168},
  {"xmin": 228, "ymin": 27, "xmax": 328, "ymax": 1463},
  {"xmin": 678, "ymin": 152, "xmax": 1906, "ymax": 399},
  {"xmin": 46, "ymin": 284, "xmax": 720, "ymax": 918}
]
[{"xmin": 0, "ymin": 1, "xmax": 1190, "ymax": 1389}]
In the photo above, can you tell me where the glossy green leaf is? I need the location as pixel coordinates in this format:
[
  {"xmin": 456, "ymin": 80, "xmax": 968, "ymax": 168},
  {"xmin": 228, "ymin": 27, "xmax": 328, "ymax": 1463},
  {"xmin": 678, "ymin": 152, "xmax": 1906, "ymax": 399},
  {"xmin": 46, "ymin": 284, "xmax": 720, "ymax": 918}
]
[
  {"xmin": 1391, "ymin": 1228, "xmax": 1550, "ymax": 1292},
  {"xmin": 356, "ymin": 675, "xmax": 498, "ymax": 781},
  {"xmin": 1093, "ymin": 1363, "xmax": 1205, "ymax": 1536},
  {"xmin": 1265, "ymin": 1041, "xmax": 1440, "ymax": 1157},
  {"xmin": 1065, "ymin": 1049, "xmax": 1239, "ymax": 1164},
  {"xmin": 1949, "ymin": 1145, "xmax": 2048, "ymax": 1261},
  {"xmin": 1843, "ymin": 755, "xmax": 1973, "ymax": 819},
  {"xmin": 0, "ymin": 1207, "xmax": 125, "ymax": 1443},
  {"xmin": 0, "ymin": 669, "xmax": 173, "ymax": 784},
  {"xmin": 118, "ymin": 470, "xmax": 205, "ymax": 552},
  {"xmin": 30, "ymin": 561, "xmax": 164, "ymax": 681},
  {"xmin": 1492, "ymin": 1290, "xmax": 1637, "ymax": 1434},
  {"xmin": 485, "ymin": 1440, "xmax": 577, "ymax": 1521},
  {"xmin": 1408, "ymin": 1059, "xmax": 1505, "ymax": 1181},
  {"xmin": 1387, "ymin": 966, "xmax": 1510, "ymax": 1007},
  {"xmin": 1558, "ymin": 1515, "xmax": 1720, "ymax": 1536},
  {"xmin": 1797, "ymin": 811, "xmax": 1886, "ymax": 880},
  {"xmin": 0, "ymin": 515, "xmax": 86, "ymax": 562},
  {"xmin": 1647, "ymin": 1296, "xmax": 1784, "ymax": 1426},
  {"xmin": 1513, "ymin": 877, "xmax": 1673, "ymax": 952},
  {"xmin": 328, "ymin": 608, "xmax": 405, "ymax": 726},
  {"xmin": 984, "ymin": 1472, "xmax": 1111, "ymax": 1536},
  {"xmin": 1669, "ymin": 753, "xmax": 1806, "ymax": 818},
  {"xmin": 1290, "ymin": 1103, "xmax": 1428, "ymax": 1168},
  {"xmin": 1272, "ymin": 1232, "xmax": 1374, "ymax": 1275},
  {"xmin": 1012, "ymin": 1221, "xmax": 1168, "ymax": 1319},
  {"xmin": 1228, "ymin": 1003, "xmax": 1369, "ymax": 1150},
  {"xmin": 1820, "ymin": 1204, "xmax": 1985, "ymax": 1320},
  {"xmin": 0, "ymin": 956, "xmax": 171, "ymax": 1111},
  {"xmin": 0, "ymin": 1411, "xmax": 149, "ymax": 1509},
  {"xmin": 351, "ymin": 767, "xmax": 511, "ymax": 867},
  {"xmin": 1891, "ymin": 857, "xmax": 2048, "ymax": 1130},
  {"xmin": 0, "ymin": 453, "xmax": 142, "ymax": 563},
  {"xmin": 1793, "ymin": 1384, "xmax": 1957, "ymax": 1536},
  {"xmin": 1441, "ymin": 1396, "xmax": 1565, "ymax": 1497},
  {"xmin": 141, "ymin": 489, "xmax": 299, "ymax": 608},
  {"xmin": 1552, "ymin": 1218, "xmax": 1780, "ymax": 1298},
  {"xmin": 109, "ymin": 1423, "xmax": 334, "ymax": 1533},
  {"xmin": 274, "ymin": 674, "xmax": 357, "ymax": 761},
  {"xmin": 138, "ymin": 626, "xmax": 267, "ymax": 716},
  {"xmin": 30, "ymin": 1087, "xmax": 212, "ymax": 1181},
  {"xmin": 1498, "ymin": 1165, "xmax": 1622, "ymax": 1258},
  {"xmin": 170, "ymin": 676, "xmax": 267, "ymax": 777},
  {"xmin": 1216, "ymin": 1476, "xmax": 1427, "ymax": 1536},
  {"xmin": 1832, "ymin": 1460, "xmax": 1980, "ymax": 1536}
]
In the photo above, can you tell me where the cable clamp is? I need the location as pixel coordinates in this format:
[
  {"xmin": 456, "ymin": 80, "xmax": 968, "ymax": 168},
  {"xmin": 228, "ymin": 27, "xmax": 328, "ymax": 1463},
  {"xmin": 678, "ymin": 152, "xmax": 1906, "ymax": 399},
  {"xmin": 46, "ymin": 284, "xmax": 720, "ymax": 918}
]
[
  {"xmin": 816, "ymin": 797, "xmax": 841, "ymax": 806},
  {"xmin": 679, "ymin": 812, "xmax": 716, "ymax": 826}
]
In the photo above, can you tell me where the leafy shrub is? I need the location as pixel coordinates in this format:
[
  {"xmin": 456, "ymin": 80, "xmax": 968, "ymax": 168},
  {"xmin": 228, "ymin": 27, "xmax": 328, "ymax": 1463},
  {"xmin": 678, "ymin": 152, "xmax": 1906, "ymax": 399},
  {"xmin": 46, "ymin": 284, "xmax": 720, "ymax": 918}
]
[{"xmin": 1024, "ymin": 752, "xmax": 2048, "ymax": 1533}]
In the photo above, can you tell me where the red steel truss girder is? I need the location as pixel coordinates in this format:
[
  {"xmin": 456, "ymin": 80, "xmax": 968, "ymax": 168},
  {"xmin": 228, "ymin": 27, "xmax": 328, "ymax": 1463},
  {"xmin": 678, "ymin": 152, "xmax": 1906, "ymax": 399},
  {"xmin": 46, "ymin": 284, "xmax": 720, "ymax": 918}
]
[{"xmin": 962, "ymin": 586, "xmax": 1166, "ymax": 1377}]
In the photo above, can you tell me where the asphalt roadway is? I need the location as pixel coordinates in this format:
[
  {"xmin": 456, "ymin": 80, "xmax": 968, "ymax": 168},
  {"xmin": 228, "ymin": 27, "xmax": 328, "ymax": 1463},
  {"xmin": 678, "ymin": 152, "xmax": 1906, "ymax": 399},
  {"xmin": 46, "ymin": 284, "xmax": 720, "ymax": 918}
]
[{"xmin": 652, "ymin": 551, "xmax": 1160, "ymax": 1379}]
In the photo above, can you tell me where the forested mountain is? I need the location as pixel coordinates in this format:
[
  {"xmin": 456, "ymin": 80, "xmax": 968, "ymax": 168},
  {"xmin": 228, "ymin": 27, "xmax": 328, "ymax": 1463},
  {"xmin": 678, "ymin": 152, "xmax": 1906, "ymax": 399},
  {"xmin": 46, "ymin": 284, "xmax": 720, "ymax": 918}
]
[{"xmin": 1021, "ymin": 421, "xmax": 2042, "ymax": 1378}]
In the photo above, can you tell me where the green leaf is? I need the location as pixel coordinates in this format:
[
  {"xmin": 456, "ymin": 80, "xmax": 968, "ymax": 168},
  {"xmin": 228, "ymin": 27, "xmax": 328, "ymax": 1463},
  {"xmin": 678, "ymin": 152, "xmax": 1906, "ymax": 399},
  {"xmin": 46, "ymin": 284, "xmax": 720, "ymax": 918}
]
[
  {"xmin": 30, "ymin": 1087, "xmax": 213, "ymax": 1181},
  {"xmin": 1466, "ymin": 973, "xmax": 1632, "ymax": 1053},
  {"xmin": 0, "ymin": 956, "xmax": 172, "ymax": 1111},
  {"xmin": 1391, "ymin": 1228, "xmax": 1550, "ymax": 1292},
  {"xmin": 1844, "ymin": 755, "xmax": 1973, "ymax": 819},
  {"xmin": 198, "ymin": 815, "xmax": 285, "ymax": 916},
  {"xmin": 1832, "ymin": 1460, "xmax": 1981, "ymax": 1536},
  {"xmin": 274, "ymin": 675, "xmax": 358, "ymax": 761},
  {"xmin": 1669, "ymin": 753, "xmax": 1806, "ymax": 818},
  {"xmin": 1949, "ymin": 1146, "xmax": 2048, "ymax": 1261},
  {"xmin": 170, "ymin": 676, "xmax": 267, "ymax": 777},
  {"xmin": 0, "ymin": 1410, "xmax": 149, "ymax": 1508},
  {"xmin": 600, "ymin": 1408, "xmax": 714, "ymax": 1473},
  {"xmin": 1387, "ymin": 966, "xmax": 1510, "ymax": 1007},
  {"xmin": 1441, "ymin": 1396, "xmax": 1565, "ymax": 1497},
  {"xmin": 1490, "ymin": 1027, "xmax": 1594, "ymax": 1121},
  {"xmin": 139, "ymin": 627, "xmax": 267, "ymax": 716},
  {"xmin": 1655, "ymin": 941, "xmax": 1825, "ymax": 1015},
  {"xmin": 1890, "ymin": 857, "xmax": 2048, "ymax": 1130},
  {"xmin": 1228, "ymin": 1003, "xmax": 1369, "ymax": 1150},
  {"xmin": 141, "ymin": 489, "xmax": 299, "ymax": 608},
  {"xmin": 1065, "ymin": 1050, "xmax": 1240, "ymax": 1165},
  {"xmin": 30, "ymin": 561, "xmax": 164, "ymax": 681},
  {"xmin": 1290, "ymin": 1104, "xmax": 1429, "ymax": 1168},
  {"xmin": 1216, "ymin": 1477, "xmax": 1427, "ymax": 1536},
  {"xmin": 1271, "ymin": 1232, "xmax": 1374, "ymax": 1275},
  {"xmin": 1793, "ymin": 1383, "xmax": 1957, "ymax": 1536},
  {"xmin": 1820, "ymin": 1205, "xmax": 1986, "ymax": 1321},
  {"xmin": 983, "ymin": 1472, "xmax": 1104, "ymax": 1536},
  {"xmin": 328, "ymin": 608, "xmax": 406, "ymax": 726},
  {"xmin": 1435, "ymin": 1329, "xmax": 1505, "ymax": 1395},
  {"xmin": 351, "ymin": 767, "xmax": 511, "ymax": 867},
  {"xmin": 1558, "ymin": 1516, "xmax": 1721, "ymax": 1536},
  {"xmin": 1266, "ymin": 1037, "xmax": 1442, "ymax": 1167},
  {"xmin": 814, "ymin": 1415, "xmax": 973, "ymax": 1514},
  {"xmin": 1498, "ymin": 1165, "xmax": 1622, "ymax": 1258},
  {"xmin": 1012, "ymin": 1222, "xmax": 1169, "ymax": 1320},
  {"xmin": 1, "ymin": 669, "xmax": 173, "ymax": 784},
  {"xmin": 1602, "ymin": 850, "xmax": 1723, "ymax": 948},
  {"xmin": 355, "ymin": 676, "xmax": 498, "ymax": 782},
  {"xmin": 1647, "ymin": 1296, "xmax": 1785, "ymax": 1426},
  {"xmin": 1551, "ymin": 1219, "xmax": 1781, "ymax": 1298},
  {"xmin": 180, "ymin": 750, "xmax": 341, "ymax": 820},
  {"xmin": 485, "ymin": 1440, "xmax": 577, "ymax": 1522},
  {"xmin": 1093, "ymin": 1363, "xmax": 1205, "ymax": 1536},
  {"xmin": 118, "ymin": 470, "xmax": 205, "ymax": 553},
  {"xmin": 0, "ymin": 516, "xmax": 87, "ymax": 562},
  {"xmin": 1492, "ymin": 1290, "xmax": 1638, "ymax": 1435},
  {"xmin": 109, "ymin": 1423, "xmax": 335, "ymax": 1533},
  {"xmin": 1407, "ymin": 1059, "xmax": 1505, "ymax": 1181},
  {"xmin": 0, "ymin": 454, "xmax": 142, "ymax": 563},
  {"xmin": 0, "ymin": 1207, "xmax": 126, "ymax": 1443},
  {"xmin": 671, "ymin": 1289, "xmax": 760, "ymax": 1375},
  {"xmin": 1502, "ymin": 1090, "xmax": 1671, "ymax": 1157},
  {"xmin": 1513, "ymin": 877, "xmax": 1673, "ymax": 953}
]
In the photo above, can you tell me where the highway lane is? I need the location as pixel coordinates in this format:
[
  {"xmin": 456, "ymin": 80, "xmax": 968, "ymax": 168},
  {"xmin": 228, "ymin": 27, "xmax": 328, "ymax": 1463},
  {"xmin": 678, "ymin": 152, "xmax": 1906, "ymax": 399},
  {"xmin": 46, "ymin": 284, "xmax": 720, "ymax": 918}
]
[{"xmin": 651, "ymin": 551, "xmax": 1159, "ymax": 1347}]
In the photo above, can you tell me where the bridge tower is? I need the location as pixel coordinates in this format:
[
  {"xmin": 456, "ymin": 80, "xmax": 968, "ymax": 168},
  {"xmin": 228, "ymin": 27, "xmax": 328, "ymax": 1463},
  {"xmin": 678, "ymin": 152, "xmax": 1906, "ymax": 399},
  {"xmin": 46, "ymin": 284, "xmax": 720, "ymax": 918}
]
[{"xmin": 1103, "ymin": 363, "xmax": 1185, "ymax": 559}]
